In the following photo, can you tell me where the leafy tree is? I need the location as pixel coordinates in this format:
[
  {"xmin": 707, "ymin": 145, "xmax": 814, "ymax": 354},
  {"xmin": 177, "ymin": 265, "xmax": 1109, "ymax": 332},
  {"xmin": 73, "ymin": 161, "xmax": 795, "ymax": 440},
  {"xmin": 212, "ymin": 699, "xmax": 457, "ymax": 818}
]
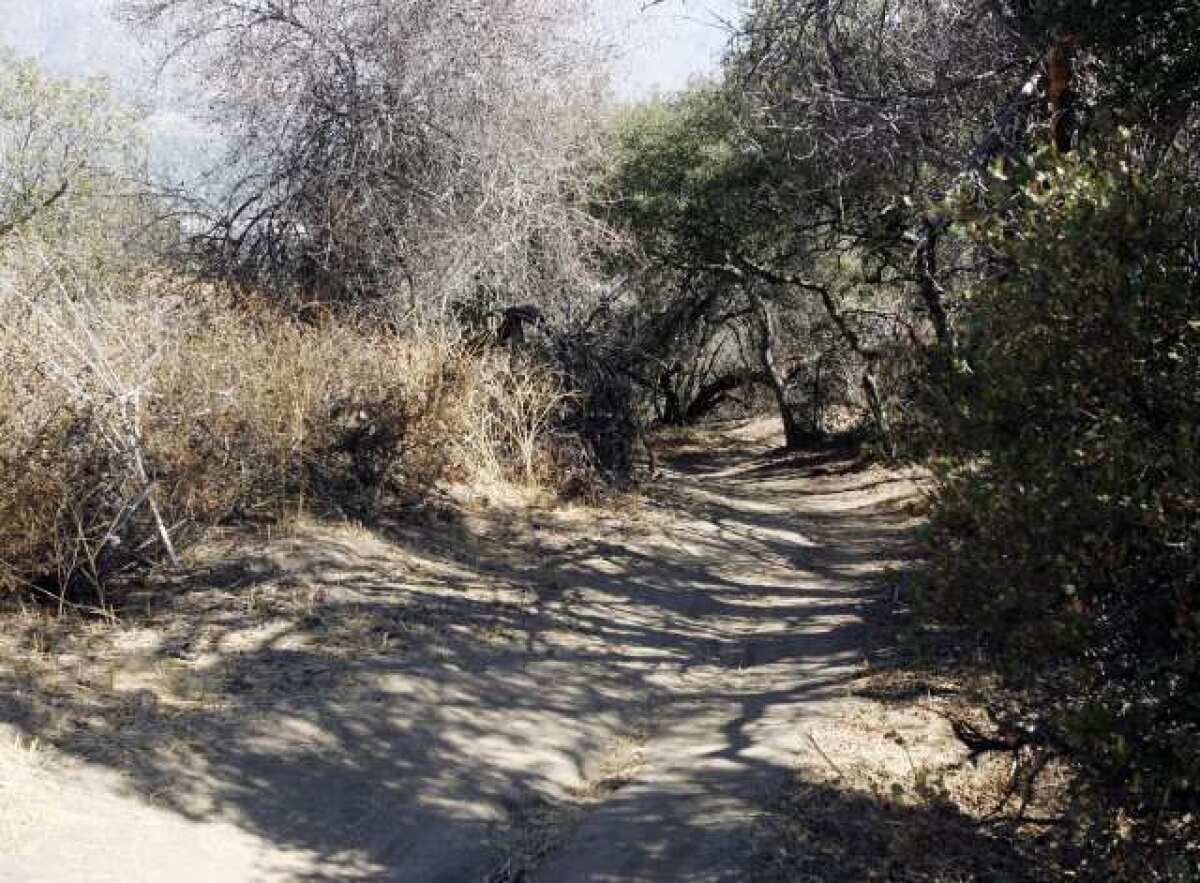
[
  {"xmin": 0, "ymin": 48, "xmax": 156, "ymax": 271},
  {"xmin": 601, "ymin": 90, "xmax": 753, "ymax": 419},
  {"xmin": 631, "ymin": 3, "xmax": 1200, "ymax": 866},
  {"xmin": 604, "ymin": 84, "xmax": 902, "ymax": 445},
  {"xmin": 927, "ymin": 144, "xmax": 1200, "ymax": 873}
]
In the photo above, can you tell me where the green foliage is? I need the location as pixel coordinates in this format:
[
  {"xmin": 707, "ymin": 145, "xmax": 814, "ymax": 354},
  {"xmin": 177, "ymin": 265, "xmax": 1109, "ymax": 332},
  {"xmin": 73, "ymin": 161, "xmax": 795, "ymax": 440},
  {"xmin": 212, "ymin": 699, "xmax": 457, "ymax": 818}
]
[
  {"xmin": 927, "ymin": 148, "xmax": 1200, "ymax": 831},
  {"xmin": 1017, "ymin": 1, "xmax": 1200, "ymax": 114},
  {"xmin": 612, "ymin": 1, "xmax": 1200, "ymax": 869},
  {"xmin": 0, "ymin": 47, "xmax": 159, "ymax": 272},
  {"xmin": 598, "ymin": 89, "xmax": 763, "ymax": 426},
  {"xmin": 605, "ymin": 86, "xmax": 767, "ymax": 266}
]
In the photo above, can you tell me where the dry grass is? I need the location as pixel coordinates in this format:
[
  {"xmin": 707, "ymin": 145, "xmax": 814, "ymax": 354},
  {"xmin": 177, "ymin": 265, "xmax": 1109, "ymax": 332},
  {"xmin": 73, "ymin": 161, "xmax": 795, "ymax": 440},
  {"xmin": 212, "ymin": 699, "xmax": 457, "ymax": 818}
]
[
  {"xmin": 0, "ymin": 261, "xmax": 576, "ymax": 605},
  {"xmin": 753, "ymin": 694, "xmax": 1071, "ymax": 882},
  {"xmin": 457, "ymin": 350, "xmax": 581, "ymax": 491}
]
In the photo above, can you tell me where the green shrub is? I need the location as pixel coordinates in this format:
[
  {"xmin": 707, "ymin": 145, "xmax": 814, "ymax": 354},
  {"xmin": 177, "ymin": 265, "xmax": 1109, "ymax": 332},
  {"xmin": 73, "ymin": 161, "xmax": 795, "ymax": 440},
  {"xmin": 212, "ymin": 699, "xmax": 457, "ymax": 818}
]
[
  {"xmin": 926, "ymin": 148, "xmax": 1199, "ymax": 860},
  {"xmin": 0, "ymin": 48, "xmax": 164, "ymax": 272}
]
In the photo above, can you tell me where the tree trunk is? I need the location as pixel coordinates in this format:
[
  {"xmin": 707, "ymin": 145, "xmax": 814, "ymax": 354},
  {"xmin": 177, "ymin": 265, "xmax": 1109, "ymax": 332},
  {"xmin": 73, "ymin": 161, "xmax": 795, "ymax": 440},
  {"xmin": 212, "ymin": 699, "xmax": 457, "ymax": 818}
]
[
  {"xmin": 683, "ymin": 372, "xmax": 747, "ymax": 423},
  {"xmin": 658, "ymin": 366, "xmax": 684, "ymax": 425},
  {"xmin": 811, "ymin": 353, "xmax": 825, "ymax": 437},
  {"xmin": 916, "ymin": 217, "xmax": 957, "ymax": 366},
  {"xmin": 1047, "ymin": 32, "xmax": 1079, "ymax": 154},
  {"xmin": 861, "ymin": 363, "xmax": 894, "ymax": 458},
  {"xmin": 749, "ymin": 289, "xmax": 808, "ymax": 449}
]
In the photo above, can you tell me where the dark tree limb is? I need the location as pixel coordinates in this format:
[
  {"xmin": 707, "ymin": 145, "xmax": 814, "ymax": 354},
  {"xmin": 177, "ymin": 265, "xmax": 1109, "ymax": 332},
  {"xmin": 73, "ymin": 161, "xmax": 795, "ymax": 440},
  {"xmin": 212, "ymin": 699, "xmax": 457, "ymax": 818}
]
[{"xmin": 0, "ymin": 178, "xmax": 70, "ymax": 240}]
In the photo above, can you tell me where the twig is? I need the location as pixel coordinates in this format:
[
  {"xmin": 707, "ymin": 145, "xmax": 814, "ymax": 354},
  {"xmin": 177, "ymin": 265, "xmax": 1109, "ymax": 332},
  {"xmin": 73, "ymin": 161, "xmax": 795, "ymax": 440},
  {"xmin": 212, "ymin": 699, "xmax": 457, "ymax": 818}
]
[
  {"xmin": 126, "ymin": 390, "xmax": 180, "ymax": 568},
  {"xmin": 949, "ymin": 715, "xmax": 1022, "ymax": 761},
  {"xmin": 806, "ymin": 731, "xmax": 844, "ymax": 780}
]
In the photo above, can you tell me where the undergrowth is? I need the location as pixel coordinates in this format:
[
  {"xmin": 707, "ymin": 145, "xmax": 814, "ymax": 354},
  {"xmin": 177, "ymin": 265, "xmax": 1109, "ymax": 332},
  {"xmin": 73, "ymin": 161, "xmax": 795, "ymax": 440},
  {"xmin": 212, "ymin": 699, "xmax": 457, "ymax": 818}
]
[{"xmin": 0, "ymin": 261, "xmax": 581, "ymax": 608}]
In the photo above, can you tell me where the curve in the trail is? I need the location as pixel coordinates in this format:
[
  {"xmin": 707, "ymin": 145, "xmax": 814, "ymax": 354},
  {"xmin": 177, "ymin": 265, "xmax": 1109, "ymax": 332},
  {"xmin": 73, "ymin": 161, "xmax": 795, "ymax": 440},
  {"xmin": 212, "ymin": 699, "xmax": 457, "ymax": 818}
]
[
  {"xmin": 0, "ymin": 425, "xmax": 922, "ymax": 883},
  {"xmin": 535, "ymin": 434, "xmax": 921, "ymax": 882}
]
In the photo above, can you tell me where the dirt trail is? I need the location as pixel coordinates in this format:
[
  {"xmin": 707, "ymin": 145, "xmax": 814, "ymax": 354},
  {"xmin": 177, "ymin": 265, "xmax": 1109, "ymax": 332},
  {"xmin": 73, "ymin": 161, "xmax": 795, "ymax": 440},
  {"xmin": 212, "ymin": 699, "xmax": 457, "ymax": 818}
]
[{"xmin": 0, "ymin": 421, "xmax": 926, "ymax": 882}]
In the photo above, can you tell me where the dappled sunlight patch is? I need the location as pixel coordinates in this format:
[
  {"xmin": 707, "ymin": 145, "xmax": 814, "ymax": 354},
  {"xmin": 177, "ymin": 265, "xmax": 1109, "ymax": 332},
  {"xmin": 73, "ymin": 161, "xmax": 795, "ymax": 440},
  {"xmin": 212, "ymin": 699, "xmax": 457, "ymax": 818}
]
[
  {"xmin": 0, "ymin": 730, "xmax": 53, "ymax": 859},
  {"xmin": 0, "ymin": 420, "xmax": 936, "ymax": 879}
]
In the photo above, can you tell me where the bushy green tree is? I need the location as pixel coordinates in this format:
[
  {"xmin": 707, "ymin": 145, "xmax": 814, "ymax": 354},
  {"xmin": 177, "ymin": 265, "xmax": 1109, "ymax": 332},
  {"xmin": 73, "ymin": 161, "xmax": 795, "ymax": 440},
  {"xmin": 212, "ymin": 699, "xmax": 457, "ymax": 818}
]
[
  {"xmin": 604, "ymin": 84, "xmax": 907, "ymax": 444},
  {"xmin": 632, "ymin": 1, "xmax": 1200, "ymax": 869},
  {"xmin": 606, "ymin": 87, "xmax": 766, "ymax": 267},
  {"xmin": 928, "ymin": 146, "xmax": 1199, "ymax": 865},
  {"xmin": 601, "ymin": 88, "xmax": 777, "ymax": 430},
  {"xmin": 0, "ymin": 48, "xmax": 157, "ymax": 273}
]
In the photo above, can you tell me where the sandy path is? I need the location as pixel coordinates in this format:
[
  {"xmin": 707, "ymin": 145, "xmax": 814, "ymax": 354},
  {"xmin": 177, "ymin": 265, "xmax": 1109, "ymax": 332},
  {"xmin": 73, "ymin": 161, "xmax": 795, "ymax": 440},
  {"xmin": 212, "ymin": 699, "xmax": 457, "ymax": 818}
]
[
  {"xmin": 536, "ymin": 429, "xmax": 921, "ymax": 881},
  {"xmin": 0, "ymin": 422, "xmax": 922, "ymax": 882}
]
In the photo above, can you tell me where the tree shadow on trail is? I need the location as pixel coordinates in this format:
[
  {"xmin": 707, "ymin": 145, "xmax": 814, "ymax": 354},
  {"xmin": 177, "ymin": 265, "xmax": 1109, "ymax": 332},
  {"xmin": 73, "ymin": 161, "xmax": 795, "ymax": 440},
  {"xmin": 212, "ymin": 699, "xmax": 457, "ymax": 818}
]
[
  {"xmin": 0, "ymin": 428, "xmax": 1024, "ymax": 881},
  {"xmin": 752, "ymin": 775, "xmax": 1051, "ymax": 883}
]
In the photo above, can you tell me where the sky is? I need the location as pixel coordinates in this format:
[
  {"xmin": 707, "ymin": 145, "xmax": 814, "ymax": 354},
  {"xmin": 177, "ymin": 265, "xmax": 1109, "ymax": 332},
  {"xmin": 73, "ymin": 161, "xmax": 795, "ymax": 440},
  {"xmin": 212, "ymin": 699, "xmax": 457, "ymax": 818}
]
[
  {"xmin": 606, "ymin": 0, "xmax": 743, "ymax": 98},
  {"xmin": 0, "ymin": 0, "xmax": 741, "ymax": 184},
  {"xmin": 0, "ymin": 0, "xmax": 743, "ymax": 98}
]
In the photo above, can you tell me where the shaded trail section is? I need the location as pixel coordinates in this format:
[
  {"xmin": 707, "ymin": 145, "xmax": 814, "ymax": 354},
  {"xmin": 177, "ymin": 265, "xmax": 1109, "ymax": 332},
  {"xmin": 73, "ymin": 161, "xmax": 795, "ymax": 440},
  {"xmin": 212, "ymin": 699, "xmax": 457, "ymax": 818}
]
[
  {"xmin": 536, "ymin": 430, "xmax": 922, "ymax": 881},
  {"xmin": 0, "ymin": 423, "xmax": 923, "ymax": 882}
]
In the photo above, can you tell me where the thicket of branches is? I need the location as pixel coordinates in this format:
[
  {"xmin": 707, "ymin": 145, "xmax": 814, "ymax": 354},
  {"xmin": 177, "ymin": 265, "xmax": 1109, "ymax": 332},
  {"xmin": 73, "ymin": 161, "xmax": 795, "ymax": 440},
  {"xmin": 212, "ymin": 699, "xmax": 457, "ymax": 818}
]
[
  {"xmin": 609, "ymin": 0, "xmax": 1199, "ymax": 875},
  {"xmin": 0, "ymin": 1, "xmax": 612, "ymax": 608},
  {"xmin": 112, "ymin": 0, "xmax": 663, "ymax": 480},
  {"xmin": 121, "ymin": 0, "xmax": 615, "ymax": 318}
]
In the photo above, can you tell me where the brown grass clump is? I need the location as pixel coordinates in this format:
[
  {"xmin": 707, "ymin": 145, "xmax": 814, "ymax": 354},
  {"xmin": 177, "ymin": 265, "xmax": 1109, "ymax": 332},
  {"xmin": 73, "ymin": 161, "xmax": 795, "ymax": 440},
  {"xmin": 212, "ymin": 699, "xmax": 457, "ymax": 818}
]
[
  {"xmin": 0, "ymin": 267, "xmax": 574, "ymax": 606},
  {"xmin": 752, "ymin": 697, "xmax": 1071, "ymax": 883},
  {"xmin": 458, "ymin": 352, "xmax": 579, "ymax": 490}
]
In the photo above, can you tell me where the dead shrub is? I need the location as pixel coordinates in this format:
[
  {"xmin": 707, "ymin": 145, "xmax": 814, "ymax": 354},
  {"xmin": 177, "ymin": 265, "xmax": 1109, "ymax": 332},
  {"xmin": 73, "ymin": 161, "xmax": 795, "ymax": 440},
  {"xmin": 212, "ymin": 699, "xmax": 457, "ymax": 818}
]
[
  {"xmin": 0, "ymin": 264, "xmax": 575, "ymax": 606},
  {"xmin": 458, "ymin": 352, "xmax": 579, "ymax": 489}
]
